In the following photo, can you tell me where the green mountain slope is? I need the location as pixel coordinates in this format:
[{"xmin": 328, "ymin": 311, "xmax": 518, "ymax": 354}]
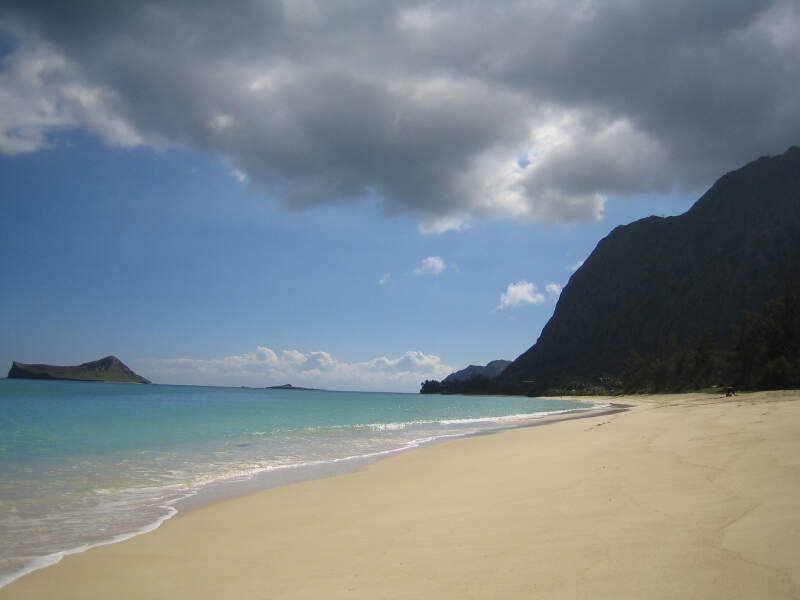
[{"xmin": 7, "ymin": 356, "xmax": 151, "ymax": 384}]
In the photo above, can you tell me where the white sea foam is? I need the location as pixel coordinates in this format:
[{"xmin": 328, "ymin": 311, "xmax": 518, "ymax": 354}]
[
  {"xmin": 0, "ymin": 427, "xmax": 483, "ymax": 588},
  {"xmin": 438, "ymin": 404, "xmax": 609, "ymax": 425},
  {"xmin": 0, "ymin": 382, "xmax": 604, "ymax": 590},
  {"xmin": 0, "ymin": 501, "xmax": 181, "ymax": 589}
]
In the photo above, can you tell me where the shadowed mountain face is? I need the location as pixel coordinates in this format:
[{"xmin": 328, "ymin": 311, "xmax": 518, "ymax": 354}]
[
  {"xmin": 499, "ymin": 146, "xmax": 800, "ymax": 391},
  {"xmin": 7, "ymin": 356, "xmax": 151, "ymax": 384},
  {"xmin": 443, "ymin": 360, "xmax": 511, "ymax": 383}
]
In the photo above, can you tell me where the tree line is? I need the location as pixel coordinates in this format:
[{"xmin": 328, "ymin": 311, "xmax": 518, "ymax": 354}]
[
  {"xmin": 420, "ymin": 375, "xmax": 494, "ymax": 395},
  {"xmin": 422, "ymin": 287, "xmax": 800, "ymax": 395},
  {"xmin": 621, "ymin": 286, "xmax": 800, "ymax": 393}
]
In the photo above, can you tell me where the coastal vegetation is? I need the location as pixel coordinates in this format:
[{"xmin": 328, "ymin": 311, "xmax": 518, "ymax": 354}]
[
  {"xmin": 424, "ymin": 287, "xmax": 800, "ymax": 396},
  {"xmin": 621, "ymin": 287, "xmax": 800, "ymax": 393},
  {"xmin": 421, "ymin": 375, "xmax": 493, "ymax": 395}
]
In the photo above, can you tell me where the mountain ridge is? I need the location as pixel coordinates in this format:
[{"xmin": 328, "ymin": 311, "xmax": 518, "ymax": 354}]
[
  {"xmin": 443, "ymin": 360, "xmax": 511, "ymax": 383},
  {"xmin": 498, "ymin": 146, "xmax": 800, "ymax": 393}
]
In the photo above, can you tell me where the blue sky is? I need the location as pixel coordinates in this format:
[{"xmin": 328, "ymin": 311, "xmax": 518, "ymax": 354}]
[
  {"xmin": 0, "ymin": 131, "xmax": 694, "ymax": 390},
  {"xmin": 1, "ymin": 2, "xmax": 797, "ymax": 391}
]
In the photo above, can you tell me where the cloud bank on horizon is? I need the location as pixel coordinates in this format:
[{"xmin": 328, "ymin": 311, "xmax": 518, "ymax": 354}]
[
  {"xmin": 1, "ymin": 1, "xmax": 798, "ymax": 233},
  {"xmin": 138, "ymin": 347, "xmax": 455, "ymax": 392}
]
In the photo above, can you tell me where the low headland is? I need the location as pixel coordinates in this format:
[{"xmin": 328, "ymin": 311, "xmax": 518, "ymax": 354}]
[
  {"xmin": 3, "ymin": 389, "xmax": 798, "ymax": 599},
  {"xmin": 6, "ymin": 356, "xmax": 150, "ymax": 384},
  {"xmin": 265, "ymin": 383, "xmax": 321, "ymax": 391}
]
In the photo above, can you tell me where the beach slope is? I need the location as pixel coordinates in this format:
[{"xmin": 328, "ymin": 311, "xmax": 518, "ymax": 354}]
[{"xmin": 3, "ymin": 391, "xmax": 799, "ymax": 599}]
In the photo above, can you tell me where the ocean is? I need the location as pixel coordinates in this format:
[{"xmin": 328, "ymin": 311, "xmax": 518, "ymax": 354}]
[{"xmin": 0, "ymin": 379, "xmax": 599, "ymax": 587}]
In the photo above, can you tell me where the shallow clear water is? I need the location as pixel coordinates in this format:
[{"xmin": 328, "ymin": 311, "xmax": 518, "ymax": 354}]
[{"xmin": 0, "ymin": 379, "xmax": 596, "ymax": 586}]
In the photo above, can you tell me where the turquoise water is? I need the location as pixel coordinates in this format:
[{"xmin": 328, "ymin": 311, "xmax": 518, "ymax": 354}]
[{"xmin": 0, "ymin": 379, "xmax": 598, "ymax": 586}]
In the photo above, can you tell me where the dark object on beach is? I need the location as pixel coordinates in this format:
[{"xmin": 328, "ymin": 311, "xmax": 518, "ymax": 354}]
[
  {"xmin": 497, "ymin": 146, "xmax": 800, "ymax": 394},
  {"xmin": 724, "ymin": 386, "xmax": 736, "ymax": 397},
  {"xmin": 7, "ymin": 356, "xmax": 151, "ymax": 384}
]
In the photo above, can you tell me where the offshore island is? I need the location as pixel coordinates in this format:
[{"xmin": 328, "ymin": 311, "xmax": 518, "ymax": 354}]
[{"xmin": 7, "ymin": 356, "xmax": 151, "ymax": 384}]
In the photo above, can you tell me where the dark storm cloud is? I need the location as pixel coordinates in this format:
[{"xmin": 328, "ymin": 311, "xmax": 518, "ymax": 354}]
[{"xmin": 1, "ymin": 0, "xmax": 798, "ymax": 231}]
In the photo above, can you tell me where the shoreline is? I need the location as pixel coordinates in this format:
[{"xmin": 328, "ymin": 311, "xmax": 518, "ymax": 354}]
[
  {"xmin": 4, "ymin": 391, "xmax": 800, "ymax": 598},
  {"xmin": 178, "ymin": 400, "xmax": 620, "ymax": 513},
  {"xmin": 0, "ymin": 398, "xmax": 610, "ymax": 590}
]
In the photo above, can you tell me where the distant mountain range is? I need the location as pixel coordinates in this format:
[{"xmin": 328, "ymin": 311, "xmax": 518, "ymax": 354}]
[
  {"xmin": 7, "ymin": 356, "xmax": 151, "ymax": 384},
  {"xmin": 443, "ymin": 360, "xmax": 511, "ymax": 383},
  {"xmin": 421, "ymin": 360, "xmax": 511, "ymax": 393},
  {"xmin": 497, "ymin": 146, "xmax": 800, "ymax": 393}
]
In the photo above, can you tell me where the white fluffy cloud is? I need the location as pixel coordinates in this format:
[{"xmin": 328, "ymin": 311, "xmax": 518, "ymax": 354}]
[
  {"xmin": 545, "ymin": 283, "xmax": 562, "ymax": 300},
  {"xmin": 493, "ymin": 280, "xmax": 563, "ymax": 312},
  {"xmin": 2, "ymin": 1, "xmax": 798, "ymax": 231},
  {"xmin": 494, "ymin": 281, "xmax": 545, "ymax": 312},
  {"xmin": 138, "ymin": 346, "xmax": 455, "ymax": 392},
  {"xmin": 413, "ymin": 256, "xmax": 446, "ymax": 276}
]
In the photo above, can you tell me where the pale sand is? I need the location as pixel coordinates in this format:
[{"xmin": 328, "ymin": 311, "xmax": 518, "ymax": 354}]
[{"xmin": 4, "ymin": 391, "xmax": 800, "ymax": 599}]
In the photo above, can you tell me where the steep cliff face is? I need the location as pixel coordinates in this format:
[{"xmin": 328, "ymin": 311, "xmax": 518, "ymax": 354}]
[
  {"xmin": 8, "ymin": 356, "xmax": 151, "ymax": 384},
  {"xmin": 500, "ymin": 146, "xmax": 800, "ymax": 390}
]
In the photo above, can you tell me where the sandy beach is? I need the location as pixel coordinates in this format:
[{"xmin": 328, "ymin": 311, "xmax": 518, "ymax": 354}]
[{"xmin": 4, "ymin": 390, "xmax": 800, "ymax": 599}]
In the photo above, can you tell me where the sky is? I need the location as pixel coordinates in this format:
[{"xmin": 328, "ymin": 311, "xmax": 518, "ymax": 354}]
[{"xmin": 1, "ymin": 1, "xmax": 798, "ymax": 392}]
